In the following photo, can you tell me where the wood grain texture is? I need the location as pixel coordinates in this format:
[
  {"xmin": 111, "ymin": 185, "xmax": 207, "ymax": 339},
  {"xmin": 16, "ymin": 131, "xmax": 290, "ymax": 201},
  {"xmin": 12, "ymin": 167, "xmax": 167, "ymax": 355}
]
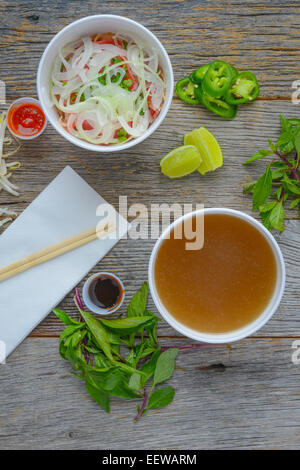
[
  {"xmin": 1, "ymin": 0, "xmax": 300, "ymax": 98},
  {"xmin": 1, "ymin": 337, "xmax": 300, "ymax": 450}
]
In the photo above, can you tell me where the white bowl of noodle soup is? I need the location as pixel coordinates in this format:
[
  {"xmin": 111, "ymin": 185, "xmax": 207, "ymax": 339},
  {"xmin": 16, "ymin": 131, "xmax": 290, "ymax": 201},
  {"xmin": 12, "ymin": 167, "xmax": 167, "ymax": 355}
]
[{"xmin": 37, "ymin": 15, "xmax": 174, "ymax": 152}]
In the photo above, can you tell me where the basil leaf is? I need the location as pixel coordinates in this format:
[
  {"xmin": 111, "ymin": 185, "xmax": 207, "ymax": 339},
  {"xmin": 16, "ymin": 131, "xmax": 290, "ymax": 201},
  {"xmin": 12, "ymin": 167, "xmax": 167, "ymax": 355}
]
[
  {"xmin": 140, "ymin": 347, "xmax": 161, "ymax": 386},
  {"xmin": 100, "ymin": 316, "xmax": 155, "ymax": 334},
  {"xmin": 243, "ymin": 181, "xmax": 256, "ymax": 194},
  {"xmin": 147, "ymin": 386, "xmax": 175, "ymax": 410},
  {"xmin": 271, "ymin": 169, "xmax": 285, "ymax": 180},
  {"xmin": 126, "ymin": 349, "xmax": 136, "ymax": 367},
  {"xmin": 94, "ymin": 352, "xmax": 111, "ymax": 368},
  {"xmin": 128, "ymin": 373, "xmax": 142, "ymax": 391},
  {"xmin": 53, "ymin": 308, "xmax": 81, "ymax": 326},
  {"xmin": 280, "ymin": 114, "xmax": 289, "ymax": 133},
  {"xmin": 127, "ymin": 282, "xmax": 148, "ymax": 317},
  {"xmin": 282, "ymin": 174, "xmax": 300, "ymax": 195},
  {"xmin": 289, "ymin": 198, "xmax": 300, "ymax": 209},
  {"xmin": 85, "ymin": 375, "xmax": 110, "ymax": 413},
  {"xmin": 153, "ymin": 348, "xmax": 178, "ymax": 386},
  {"xmin": 280, "ymin": 140, "xmax": 294, "ymax": 154},
  {"xmin": 294, "ymin": 133, "xmax": 300, "ymax": 156},
  {"xmin": 65, "ymin": 344, "xmax": 86, "ymax": 370},
  {"xmin": 269, "ymin": 202, "xmax": 284, "ymax": 232},
  {"xmin": 268, "ymin": 139, "xmax": 276, "ymax": 152},
  {"xmin": 80, "ymin": 310, "xmax": 114, "ymax": 362},
  {"xmin": 135, "ymin": 341, "xmax": 156, "ymax": 360},
  {"xmin": 116, "ymin": 362, "xmax": 145, "ymax": 376},
  {"xmin": 60, "ymin": 324, "xmax": 84, "ymax": 342},
  {"xmin": 243, "ymin": 149, "xmax": 272, "ymax": 165},
  {"xmin": 276, "ymin": 131, "xmax": 293, "ymax": 147},
  {"xmin": 87, "ymin": 368, "xmax": 121, "ymax": 392},
  {"xmin": 260, "ymin": 210, "xmax": 273, "ymax": 231},
  {"xmin": 259, "ymin": 201, "xmax": 277, "ymax": 213},
  {"xmin": 252, "ymin": 166, "xmax": 272, "ymax": 210},
  {"xmin": 64, "ymin": 328, "xmax": 87, "ymax": 348}
]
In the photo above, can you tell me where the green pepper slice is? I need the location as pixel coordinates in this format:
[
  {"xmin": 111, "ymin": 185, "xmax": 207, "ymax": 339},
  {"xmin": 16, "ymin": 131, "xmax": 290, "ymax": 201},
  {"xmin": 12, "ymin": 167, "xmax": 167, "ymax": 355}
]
[
  {"xmin": 189, "ymin": 64, "xmax": 210, "ymax": 84},
  {"xmin": 193, "ymin": 82, "xmax": 203, "ymax": 104},
  {"xmin": 202, "ymin": 60, "xmax": 233, "ymax": 98},
  {"xmin": 202, "ymin": 92, "xmax": 237, "ymax": 119},
  {"xmin": 225, "ymin": 71, "xmax": 260, "ymax": 104},
  {"xmin": 176, "ymin": 77, "xmax": 201, "ymax": 105}
]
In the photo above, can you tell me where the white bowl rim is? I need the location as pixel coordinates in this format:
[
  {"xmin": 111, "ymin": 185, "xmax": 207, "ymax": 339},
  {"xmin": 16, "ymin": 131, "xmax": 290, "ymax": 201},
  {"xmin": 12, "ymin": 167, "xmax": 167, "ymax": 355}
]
[
  {"xmin": 37, "ymin": 14, "xmax": 174, "ymax": 153},
  {"xmin": 148, "ymin": 207, "xmax": 286, "ymax": 343}
]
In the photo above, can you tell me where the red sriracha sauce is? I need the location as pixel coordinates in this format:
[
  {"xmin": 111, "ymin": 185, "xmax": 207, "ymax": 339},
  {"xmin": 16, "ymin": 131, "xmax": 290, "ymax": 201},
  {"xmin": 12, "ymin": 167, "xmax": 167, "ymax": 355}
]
[{"xmin": 8, "ymin": 102, "xmax": 45, "ymax": 137}]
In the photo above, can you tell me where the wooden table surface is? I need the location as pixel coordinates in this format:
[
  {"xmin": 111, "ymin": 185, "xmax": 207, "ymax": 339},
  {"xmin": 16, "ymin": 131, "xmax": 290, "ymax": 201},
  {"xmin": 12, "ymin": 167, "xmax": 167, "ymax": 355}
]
[{"xmin": 1, "ymin": 0, "xmax": 300, "ymax": 450}]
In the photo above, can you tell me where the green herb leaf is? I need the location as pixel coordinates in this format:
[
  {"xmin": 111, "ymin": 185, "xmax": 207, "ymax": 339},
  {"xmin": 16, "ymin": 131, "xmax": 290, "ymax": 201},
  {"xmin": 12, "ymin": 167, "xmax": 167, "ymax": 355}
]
[
  {"xmin": 100, "ymin": 316, "xmax": 156, "ymax": 334},
  {"xmin": 294, "ymin": 134, "xmax": 300, "ymax": 156},
  {"xmin": 269, "ymin": 202, "xmax": 285, "ymax": 232},
  {"xmin": 127, "ymin": 282, "xmax": 148, "ymax": 317},
  {"xmin": 290, "ymin": 198, "xmax": 300, "ymax": 209},
  {"xmin": 268, "ymin": 139, "xmax": 276, "ymax": 152},
  {"xmin": 252, "ymin": 166, "xmax": 272, "ymax": 210},
  {"xmin": 243, "ymin": 181, "xmax": 256, "ymax": 194},
  {"xmin": 140, "ymin": 347, "xmax": 161, "ymax": 386},
  {"xmin": 147, "ymin": 386, "xmax": 175, "ymax": 410},
  {"xmin": 153, "ymin": 348, "xmax": 178, "ymax": 386},
  {"xmin": 243, "ymin": 149, "xmax": 272, "ymax": 165},
  {"xmin": 80, "ymin": 310, "xmax": 114, "ymax": 362},
  {"xmin": 53, "ymin": 308, "xmax": 81, "ymax": 326},
  {"xmin": 259, "ymin": 201, "xmax": 277, "ymax": 213},
  {"xmin": 128, "ymin": 373, "xmax": 142, "ymax": 391},
  {"xmin": 85, "ymin": 375, "xmax": 110, "ymax": 413}
]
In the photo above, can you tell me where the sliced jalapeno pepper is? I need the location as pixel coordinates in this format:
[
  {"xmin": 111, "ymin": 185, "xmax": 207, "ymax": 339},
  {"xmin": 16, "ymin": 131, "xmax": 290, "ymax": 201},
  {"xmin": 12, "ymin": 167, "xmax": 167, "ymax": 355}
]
[
  {"xmin": 193, "ymin": 82, "xmax": 203, "ymax": 104},
  {"xmin": 230, "ymin": 65, "xmax": 239, "ymax": 81},
  {"xmin": 189, "ymin": 64, "xmax": 210, "ymax": 84},
  {"xmin": 225, "ymin": 71, "xmax": 260, "ymax": 104},
  {"xmin": 202, "ymin": 60, "xmax": 233, "ymax": 98},
  {"xmin": 176, "ymin": 77, "xmax": 201, "ymax": 105},
  {"xmin": 202, "ymin": 93, "xmax": 237, "ymax": 119}
]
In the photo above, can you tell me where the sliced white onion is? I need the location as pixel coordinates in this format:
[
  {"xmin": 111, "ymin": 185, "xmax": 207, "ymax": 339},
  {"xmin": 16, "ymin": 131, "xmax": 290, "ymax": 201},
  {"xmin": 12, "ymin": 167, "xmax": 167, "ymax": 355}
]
[{"xmin": 50, "ymin": 32, "xmax": 166, "ymax": 145}]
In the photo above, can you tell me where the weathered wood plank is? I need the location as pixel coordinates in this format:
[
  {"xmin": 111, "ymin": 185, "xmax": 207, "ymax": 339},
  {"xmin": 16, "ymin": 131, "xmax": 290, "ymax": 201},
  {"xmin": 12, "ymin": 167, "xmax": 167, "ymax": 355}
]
[
  {"xmin": 0, "ymin": 337, "xmax": 300, "ymax": 449},
  {"xmin": 1, "ymin": 1, "xmax": 300, "ymax": 98},
  {"xmin": 1, "ymin": 100, "xmax": 300, "ymax": 214}
]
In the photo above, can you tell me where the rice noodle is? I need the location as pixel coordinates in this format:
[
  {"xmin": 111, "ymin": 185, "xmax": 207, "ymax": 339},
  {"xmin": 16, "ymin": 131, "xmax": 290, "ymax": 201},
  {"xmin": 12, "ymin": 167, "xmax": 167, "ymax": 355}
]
[{"xmin": 50, "ymin": 32, "xmax": 166, "ymax": 146}]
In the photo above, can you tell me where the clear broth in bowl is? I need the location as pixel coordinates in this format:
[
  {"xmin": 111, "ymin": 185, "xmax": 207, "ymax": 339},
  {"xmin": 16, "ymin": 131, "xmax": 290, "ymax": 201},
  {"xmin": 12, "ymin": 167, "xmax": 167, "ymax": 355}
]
[{"xmin": 154, "ymin": 214, "xmax": 277, "ymax": 333}]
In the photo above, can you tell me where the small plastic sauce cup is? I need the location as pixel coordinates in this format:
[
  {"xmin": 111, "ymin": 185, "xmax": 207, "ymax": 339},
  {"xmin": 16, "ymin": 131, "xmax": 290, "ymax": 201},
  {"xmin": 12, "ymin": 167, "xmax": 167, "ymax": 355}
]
[
  {"xmin": 7, "ymin": 97, "xmax": 47, "ymax": 140},
  {"xmin": 82, "ymin": 272, "xmax": 125, "ymax": 315}
]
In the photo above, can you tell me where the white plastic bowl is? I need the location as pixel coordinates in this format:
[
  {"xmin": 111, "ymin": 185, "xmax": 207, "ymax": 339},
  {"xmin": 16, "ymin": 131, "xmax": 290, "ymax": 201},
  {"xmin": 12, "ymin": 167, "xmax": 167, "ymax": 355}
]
[
  {"xmin": 148, "ymin": 208, "xmax": 286, "ymax": 344},
  {"xmin": 37, "ymin": 15, "xmax": 174, "ymax": 152}
]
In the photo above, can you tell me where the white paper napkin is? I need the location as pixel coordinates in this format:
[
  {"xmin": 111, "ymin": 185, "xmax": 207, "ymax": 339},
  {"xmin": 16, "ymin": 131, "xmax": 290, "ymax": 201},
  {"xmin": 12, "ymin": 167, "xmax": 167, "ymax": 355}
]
[{"xmin": 0, "ymin": 166, "xmax": 129, "ymax": 359}]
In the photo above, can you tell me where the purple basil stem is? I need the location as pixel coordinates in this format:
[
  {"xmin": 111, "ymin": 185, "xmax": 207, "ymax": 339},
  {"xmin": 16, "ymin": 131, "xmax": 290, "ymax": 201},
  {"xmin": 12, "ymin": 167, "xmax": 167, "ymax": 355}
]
[
  {"xmin": 161, "ymin": 343, "xmax": 224, "ymax": 352},
  {"xmin": 138, "ymin": 343, "xmax": 226, "ymax": 367},
  {"xmin": 75, "ymin": 287, "xmax": 84, "ymax": 310},
  {"xmin": 134, "ymin": 388, "xmax": 148, "ymax": 422}
]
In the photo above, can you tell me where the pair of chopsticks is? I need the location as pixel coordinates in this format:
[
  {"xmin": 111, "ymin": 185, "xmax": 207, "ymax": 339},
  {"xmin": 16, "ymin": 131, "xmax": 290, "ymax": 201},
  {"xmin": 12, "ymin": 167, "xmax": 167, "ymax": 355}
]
[{"xmin": 0, "ymin": 222, "xmax": 115, "ymax": 282}]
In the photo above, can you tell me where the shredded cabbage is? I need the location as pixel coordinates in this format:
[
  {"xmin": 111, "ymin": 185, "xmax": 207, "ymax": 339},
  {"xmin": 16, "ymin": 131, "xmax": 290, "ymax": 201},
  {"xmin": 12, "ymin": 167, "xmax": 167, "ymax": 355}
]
[{"xmin": 50, "ymin": 32, "xmax": 166, "ymax": 146}]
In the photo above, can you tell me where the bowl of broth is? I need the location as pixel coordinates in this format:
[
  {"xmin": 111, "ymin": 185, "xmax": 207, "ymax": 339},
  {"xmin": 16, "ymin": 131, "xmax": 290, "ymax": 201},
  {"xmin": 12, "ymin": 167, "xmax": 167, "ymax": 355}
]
[{"xmin": 148, "ymin": 208, "xmax": 285, "ymax": 343}]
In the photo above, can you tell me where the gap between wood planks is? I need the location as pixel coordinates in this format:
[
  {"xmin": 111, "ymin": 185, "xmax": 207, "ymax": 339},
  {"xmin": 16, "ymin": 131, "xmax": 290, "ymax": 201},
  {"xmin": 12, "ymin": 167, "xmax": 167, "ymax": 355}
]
[{"xmin": 28, "ymin": 333, "xmax": 300, "ymax": 339}]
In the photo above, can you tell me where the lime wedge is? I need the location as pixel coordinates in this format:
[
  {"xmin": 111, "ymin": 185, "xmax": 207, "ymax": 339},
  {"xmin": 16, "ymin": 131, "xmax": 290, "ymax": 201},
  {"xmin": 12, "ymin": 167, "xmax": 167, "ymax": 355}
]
[
  {"xmin": 183, "ymin": 127, "xmax": 223, "ymax": 175},
  {"xmin": 160, "ymin": 145, "xmax": 202, "ymax": 178}
]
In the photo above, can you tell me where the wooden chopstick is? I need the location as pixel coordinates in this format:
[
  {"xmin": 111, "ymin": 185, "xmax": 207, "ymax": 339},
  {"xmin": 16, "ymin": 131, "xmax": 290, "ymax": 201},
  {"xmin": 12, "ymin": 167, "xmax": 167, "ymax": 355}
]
[{"xmin": 0, "ymin": 222, "xmax": 115, "ymax": 282}]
